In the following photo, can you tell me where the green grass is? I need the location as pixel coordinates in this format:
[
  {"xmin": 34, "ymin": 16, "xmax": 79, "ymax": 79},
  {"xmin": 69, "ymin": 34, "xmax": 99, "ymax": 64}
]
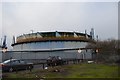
[
  {"xmin": 2, "ymin": 63, "xmax": 119, "ymax": 78},
  {"xmin": 66, "ymin": 64, "xmax": 118, "ymax": 78}
]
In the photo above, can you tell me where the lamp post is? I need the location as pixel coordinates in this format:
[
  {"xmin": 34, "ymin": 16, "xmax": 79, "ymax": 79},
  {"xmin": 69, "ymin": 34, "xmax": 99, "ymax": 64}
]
[
  {"xmin": 78, "ymin": 49, "xmax": 83, "ymax": 62},
  {"xmin": 2, "ymin": 48, "xmax": 7, "ymax": 53},
  {"xmin": 78, "ymin": 49, "xmax": 82, "ymax": 53},
  {"xmin": 30, "ymin": 30, "xmax": 33, "ymax": 34},
  {"xmin": 96, "ymin": 49, "xmax": 99, "ymax": 63}
]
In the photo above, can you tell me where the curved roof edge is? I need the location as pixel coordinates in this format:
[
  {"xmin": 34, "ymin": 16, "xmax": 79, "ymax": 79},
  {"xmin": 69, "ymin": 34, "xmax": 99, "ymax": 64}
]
[{"xmin": 11, "ymin": 38, "xmax": 95, "ymax": 46}]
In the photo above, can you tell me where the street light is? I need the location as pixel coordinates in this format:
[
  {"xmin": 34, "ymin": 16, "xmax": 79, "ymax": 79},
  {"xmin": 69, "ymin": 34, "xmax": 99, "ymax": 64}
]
[
  {"xmin": 2, "ymin": 48, "xmax": 7, "ymax": 53},
  {"xmin": 30, "ymin": 30, "xmax": 33, "ymax": 34},
  {"xmin": 96, "ymin": 49, "xmax": 99, "ymax": 53},
  {"xmin": 95, "ymin": 49, "xmax": 99, "ymax": 63},
  {"xmin": 78, "ymin": 49, "xmax": 82, "ymax": 53},
  {"xmin": 77, "ymin": 49, "xmax": 84, "ymax": 62}
]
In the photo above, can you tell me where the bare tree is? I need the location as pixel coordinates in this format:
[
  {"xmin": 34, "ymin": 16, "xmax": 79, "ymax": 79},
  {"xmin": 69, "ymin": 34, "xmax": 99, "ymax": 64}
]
[{"xmin": 86, "ymin": 39, "xmax": 120, "ymax": 63}]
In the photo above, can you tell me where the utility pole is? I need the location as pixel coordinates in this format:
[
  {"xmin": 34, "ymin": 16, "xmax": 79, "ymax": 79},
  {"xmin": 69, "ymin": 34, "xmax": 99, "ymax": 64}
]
[
  {"xmin": 2, "ymin": 36, "xmax": 7, "ymax": 49},
  {"xmin": 0, "ymin": 38, "xmax": 2, "ymax": 46},
  {"xmin": 2, "ymin": 35, "xmax": 7, "ymax": 53},
  {"xmin": 96, "ymin": 35, "xmax": 98, "ymax": 42}
]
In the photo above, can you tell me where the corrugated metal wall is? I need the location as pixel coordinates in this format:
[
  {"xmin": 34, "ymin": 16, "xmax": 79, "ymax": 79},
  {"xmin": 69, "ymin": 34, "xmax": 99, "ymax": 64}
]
[
  {"xmin": 1, "ymin": 49, "xmax": 92, "ymax": 62},
  {"xmin": 13, "ymin": 41, "xmax": 88, "ymax": 50}
]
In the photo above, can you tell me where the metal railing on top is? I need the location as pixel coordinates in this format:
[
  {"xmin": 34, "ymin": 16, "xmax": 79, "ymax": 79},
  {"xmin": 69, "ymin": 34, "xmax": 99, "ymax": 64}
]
[{"xmin": 14, "ymin": 37, "xmax": 93, "ymax": 45}]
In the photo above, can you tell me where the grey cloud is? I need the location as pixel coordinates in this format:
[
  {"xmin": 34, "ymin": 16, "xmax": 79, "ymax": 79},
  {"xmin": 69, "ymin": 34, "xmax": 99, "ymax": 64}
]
[{"xmin": 1, "ymin": 2, "xmax": 118, "ymax": 49}]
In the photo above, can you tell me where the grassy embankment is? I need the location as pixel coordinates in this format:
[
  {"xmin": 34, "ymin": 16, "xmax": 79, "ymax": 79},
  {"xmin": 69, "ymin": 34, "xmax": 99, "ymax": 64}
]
[{"xmin": 2, "ymin": 63, "xmax": 119, "ymax": 78}]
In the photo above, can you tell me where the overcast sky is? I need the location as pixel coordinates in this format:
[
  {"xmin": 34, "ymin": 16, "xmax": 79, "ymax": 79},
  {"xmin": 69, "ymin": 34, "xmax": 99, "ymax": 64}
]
[{"xmin": 0, "ymin": 0, "xmax": 118, "ymax": 49}]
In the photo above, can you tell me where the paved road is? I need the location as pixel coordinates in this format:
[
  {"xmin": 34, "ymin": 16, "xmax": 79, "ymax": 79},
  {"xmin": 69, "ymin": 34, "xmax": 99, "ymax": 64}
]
[{"xmin": 33, "ymin": 64, "xmax": 48, "ymax": 69}]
